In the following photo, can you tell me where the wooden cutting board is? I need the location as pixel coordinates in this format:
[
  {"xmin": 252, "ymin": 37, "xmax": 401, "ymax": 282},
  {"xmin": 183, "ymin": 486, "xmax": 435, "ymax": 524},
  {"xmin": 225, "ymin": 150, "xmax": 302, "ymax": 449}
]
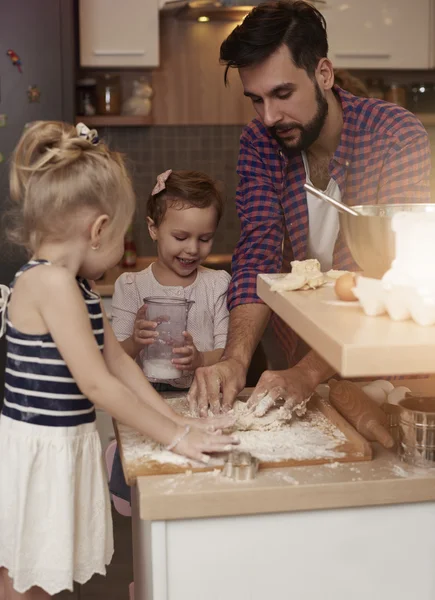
[{"xmin": 115, "ymin": 390, "xmax": 372, "ymax": 485}]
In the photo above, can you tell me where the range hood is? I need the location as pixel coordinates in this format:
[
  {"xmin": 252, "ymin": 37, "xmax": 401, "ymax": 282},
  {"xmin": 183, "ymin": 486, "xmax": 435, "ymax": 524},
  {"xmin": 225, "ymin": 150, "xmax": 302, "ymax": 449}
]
[{"xmin": 160, "ymin": 1, "xmax": 262, "ymax": 22}]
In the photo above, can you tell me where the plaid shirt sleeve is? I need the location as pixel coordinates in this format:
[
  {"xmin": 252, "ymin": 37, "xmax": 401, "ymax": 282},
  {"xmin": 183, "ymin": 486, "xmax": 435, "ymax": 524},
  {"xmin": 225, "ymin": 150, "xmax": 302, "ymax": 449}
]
[
  {"xmin": 228, "ymin": 129, "xmax": 284, "ymax": 311},
  {"xmin": 377, "ymin": 127, "xmax": 431, "ymax": 203}
]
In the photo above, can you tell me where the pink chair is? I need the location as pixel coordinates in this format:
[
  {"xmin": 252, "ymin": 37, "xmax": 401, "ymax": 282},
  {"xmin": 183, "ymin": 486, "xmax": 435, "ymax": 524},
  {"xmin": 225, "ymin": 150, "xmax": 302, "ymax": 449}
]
[
  {"xmin": 105, "ymin": 440, "xmax": 132, "ymax": 517},
  {"xmin": 105, "ymin": 441, "xmax": 135, "ymax": 600}
]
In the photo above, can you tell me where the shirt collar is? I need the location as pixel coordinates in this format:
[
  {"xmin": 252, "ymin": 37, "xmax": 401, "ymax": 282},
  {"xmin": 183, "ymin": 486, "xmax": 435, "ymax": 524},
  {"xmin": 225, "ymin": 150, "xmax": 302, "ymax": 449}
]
[{"xmin": 332, "ymin": 85, "xmax": 359, "ymax": 168}]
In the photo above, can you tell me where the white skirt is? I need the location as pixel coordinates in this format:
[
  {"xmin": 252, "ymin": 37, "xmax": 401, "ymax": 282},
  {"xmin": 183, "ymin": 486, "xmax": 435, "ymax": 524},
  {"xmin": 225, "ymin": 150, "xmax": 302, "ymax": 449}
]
[{"xmin": 0, "ymin": 415, "xmax": 114, "ymax": 595}]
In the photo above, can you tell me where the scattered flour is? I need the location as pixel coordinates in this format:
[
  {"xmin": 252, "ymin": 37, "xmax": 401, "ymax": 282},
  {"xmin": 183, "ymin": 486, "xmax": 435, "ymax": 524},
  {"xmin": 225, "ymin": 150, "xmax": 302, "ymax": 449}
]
[{"xmin": 119, "ymin": 394, "xmax": 347, "ymax": 481}]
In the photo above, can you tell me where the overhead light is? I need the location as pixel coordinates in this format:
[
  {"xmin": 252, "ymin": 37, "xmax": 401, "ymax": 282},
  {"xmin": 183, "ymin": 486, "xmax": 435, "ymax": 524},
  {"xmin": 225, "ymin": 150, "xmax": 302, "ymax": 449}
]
[{"xmin": 198, "ymin": 15, "xmax": 210, "ymax": 21}]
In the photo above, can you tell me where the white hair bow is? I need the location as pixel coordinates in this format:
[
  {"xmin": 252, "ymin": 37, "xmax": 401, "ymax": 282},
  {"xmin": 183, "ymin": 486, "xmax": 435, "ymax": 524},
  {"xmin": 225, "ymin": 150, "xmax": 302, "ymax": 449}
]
[
  {"xmin": 0, "ymin": 284, "xmax": 11, "ymax": 338},
  {"xmin": 76, "ymin": 122, "xmax": 99, "ymax": 145}
]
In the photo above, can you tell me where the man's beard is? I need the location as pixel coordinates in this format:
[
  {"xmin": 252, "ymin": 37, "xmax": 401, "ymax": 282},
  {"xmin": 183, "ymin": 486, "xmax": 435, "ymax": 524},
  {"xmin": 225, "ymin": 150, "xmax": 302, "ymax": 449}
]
[{"xmin": 268, "ymin": 80, "xmax": 328, "ymax": 156}]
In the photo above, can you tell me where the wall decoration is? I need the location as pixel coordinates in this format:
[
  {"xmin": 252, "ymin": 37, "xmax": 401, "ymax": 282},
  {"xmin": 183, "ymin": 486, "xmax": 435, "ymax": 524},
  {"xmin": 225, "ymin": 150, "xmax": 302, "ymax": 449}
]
[
  {"xmin": 6, "ymin": 49, "xmax": 22, "ymax": 73},
  {"xmin": 0, "ymin": 114, "xmax": 6, "ymax": 127},
  {"xmin": 27, "ymin": 85, "xmax": 40, "ymax": 103},
  {"xmin": 0, "ymin": 152, "xmax": 4, "ymax": 163}
]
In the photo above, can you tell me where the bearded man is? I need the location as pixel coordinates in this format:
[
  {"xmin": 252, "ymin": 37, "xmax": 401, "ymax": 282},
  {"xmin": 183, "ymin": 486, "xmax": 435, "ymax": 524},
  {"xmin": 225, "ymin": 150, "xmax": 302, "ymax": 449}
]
[{"xmin": 188, "ymin": 0, "xmax": 431, "ymax": 417}]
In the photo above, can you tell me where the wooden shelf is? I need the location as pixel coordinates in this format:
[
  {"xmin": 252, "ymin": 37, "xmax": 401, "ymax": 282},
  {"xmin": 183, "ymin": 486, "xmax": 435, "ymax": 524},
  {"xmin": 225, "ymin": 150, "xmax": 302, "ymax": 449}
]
[
  {"xmin": 74, "ymin": 115, "xmax": 152, "ymax": 127},
  {"xmin": 257, "ymin": 274, "xmax": 435, "ymax": 378},
  {"xmin": 414, "ymin": 113, "xmax": 435, "ymax": 126}
]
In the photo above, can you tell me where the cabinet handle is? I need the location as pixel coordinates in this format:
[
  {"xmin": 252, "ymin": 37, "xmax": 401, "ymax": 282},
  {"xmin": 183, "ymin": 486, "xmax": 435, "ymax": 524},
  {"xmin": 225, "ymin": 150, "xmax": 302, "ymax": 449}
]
[
  {"xmin": 334, "ymin": 52, "xmax": 391, "ymax": 59},
  {"xmin": 93, "ymin": 50, "xmax": 146, "ymax": 56}
]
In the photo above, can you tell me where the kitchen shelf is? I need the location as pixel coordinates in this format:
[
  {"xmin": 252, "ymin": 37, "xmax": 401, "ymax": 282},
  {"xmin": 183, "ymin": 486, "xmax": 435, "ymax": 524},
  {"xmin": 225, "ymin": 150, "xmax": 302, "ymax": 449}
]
[
  {"xmin": 257, "ymin": 274, "xmax": 435, "ymax": 378},
  {"xmin": 74, "ymin": 115, "xmax": 152, "ymax": 127},
  {"xmin": 415, "ymin": 113, "xmax": 435, "ymax": 126}
]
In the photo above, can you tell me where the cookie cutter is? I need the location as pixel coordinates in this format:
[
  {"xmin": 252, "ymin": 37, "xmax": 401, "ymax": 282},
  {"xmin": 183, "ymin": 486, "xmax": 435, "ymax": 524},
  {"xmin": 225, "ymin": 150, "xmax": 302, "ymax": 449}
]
[{"xmin": 222, "ymin": 451, "xmax": 259, "ymax": 481}]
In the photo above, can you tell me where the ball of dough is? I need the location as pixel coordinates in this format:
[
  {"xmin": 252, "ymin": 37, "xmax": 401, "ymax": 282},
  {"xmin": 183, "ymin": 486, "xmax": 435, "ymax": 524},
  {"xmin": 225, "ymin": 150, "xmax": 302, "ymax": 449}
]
[
  {"xmin": 362, "ymin": 384, "xmax": 387, "ymax": 405},
  {"xmin": 387, "ymin": 386, "xmax": 411, "ymax": 405},
  {"xmin": 334, "ymin": 273, "xmax": 357, "ymax": 302}
]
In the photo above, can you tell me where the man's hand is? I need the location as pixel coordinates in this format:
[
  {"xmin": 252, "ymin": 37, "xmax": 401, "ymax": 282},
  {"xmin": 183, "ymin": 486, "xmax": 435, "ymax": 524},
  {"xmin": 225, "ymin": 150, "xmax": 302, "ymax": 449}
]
[
  {"xmin": 172, "ymin": 332, "xmax": 203, "ymax": 372},
  {"xmin": 187, "ymin": 358, "xmax": 247, "ymax": 418},
  {"xmin": 246, "ymin": 367, "xmax": 318, "ymax": 418}
]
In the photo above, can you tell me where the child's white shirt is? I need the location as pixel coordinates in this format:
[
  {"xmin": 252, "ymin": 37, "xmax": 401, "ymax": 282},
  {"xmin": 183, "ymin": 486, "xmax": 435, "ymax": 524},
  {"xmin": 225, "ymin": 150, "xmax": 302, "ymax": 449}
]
[{"xmin": 111, "ymin": 264, "xmax": 231, "ymax": 388}]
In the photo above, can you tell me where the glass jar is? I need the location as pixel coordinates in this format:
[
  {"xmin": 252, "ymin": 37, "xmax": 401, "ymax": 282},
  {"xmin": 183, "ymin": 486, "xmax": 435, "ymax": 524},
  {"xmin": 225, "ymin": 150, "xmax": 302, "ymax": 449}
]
[
  {"xmin": 385, "ymin": 83, "xmax": 407, "ymax": 108},
  {"xmin": 97, "ymin": 74, "xmax": 122, "ymax": 115},
  {"xmin": 76, "ymin": 78, "xmax": 97, "ymax": 116}
]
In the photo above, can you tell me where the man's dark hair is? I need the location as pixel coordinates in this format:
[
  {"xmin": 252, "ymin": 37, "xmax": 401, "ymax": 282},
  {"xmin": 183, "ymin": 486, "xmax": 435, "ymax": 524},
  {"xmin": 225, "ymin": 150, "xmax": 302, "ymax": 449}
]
[{"xmin": 220, "ymin": 1, "xmax": 328, "ymax": 85}]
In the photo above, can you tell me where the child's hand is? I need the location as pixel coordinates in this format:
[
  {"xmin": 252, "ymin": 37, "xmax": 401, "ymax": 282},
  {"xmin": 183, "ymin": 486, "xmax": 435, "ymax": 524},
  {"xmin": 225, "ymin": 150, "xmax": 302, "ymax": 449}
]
[
  {"xmin": 172, "ymin": 426, "xmax": 239, "ymax": 464},
  {"xmin": 132, "ymin": 305, "xmax": 158, "ymax": 349},
  {"xmin": 172, "ymin": 332, "xmax": 203, "ymax": 372}
]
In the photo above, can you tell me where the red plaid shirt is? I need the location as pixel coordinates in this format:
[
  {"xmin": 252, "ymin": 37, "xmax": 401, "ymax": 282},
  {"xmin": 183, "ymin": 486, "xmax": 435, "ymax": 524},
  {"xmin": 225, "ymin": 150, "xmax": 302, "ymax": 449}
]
[{"xmin": 228, "ymin": 87, "xmax": 431, "ymax": 365}]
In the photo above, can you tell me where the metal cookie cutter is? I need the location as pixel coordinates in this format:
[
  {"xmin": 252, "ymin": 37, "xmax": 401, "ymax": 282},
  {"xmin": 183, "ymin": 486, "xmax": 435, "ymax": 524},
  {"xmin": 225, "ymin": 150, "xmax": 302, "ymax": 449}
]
[{"xmin": 222, "ymin": 451, "xmax": 259, "ymax": 481}]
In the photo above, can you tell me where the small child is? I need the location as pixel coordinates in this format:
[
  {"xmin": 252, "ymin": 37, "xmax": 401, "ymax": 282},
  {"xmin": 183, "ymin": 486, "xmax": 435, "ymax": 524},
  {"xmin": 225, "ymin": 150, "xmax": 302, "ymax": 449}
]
[
  {"xmin": 109, "ymin": 169, "xmax": 231, "ymax": 501},
  {"xmin": 112, "ymin": 169, "xmax": 230, "ymax": 383},
  {"xmin": 0, "ymin": 124, "xmax": 237, "ymax": 599}
]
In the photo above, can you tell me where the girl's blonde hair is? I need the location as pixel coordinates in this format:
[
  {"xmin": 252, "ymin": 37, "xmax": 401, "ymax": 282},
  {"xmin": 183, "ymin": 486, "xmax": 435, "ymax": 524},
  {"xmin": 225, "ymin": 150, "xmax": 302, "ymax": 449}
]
[
  {"xmin": 8, "ymin": 121, "xmax": 136, "ymax": 252},
  {"xmin": 147, "ymin": 170, "xmax": 224, "ymax": 227}
]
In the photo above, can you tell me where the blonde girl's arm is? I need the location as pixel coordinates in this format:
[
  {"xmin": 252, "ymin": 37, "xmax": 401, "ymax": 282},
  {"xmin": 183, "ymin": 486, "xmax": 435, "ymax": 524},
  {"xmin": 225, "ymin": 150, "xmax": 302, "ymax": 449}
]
[{"xmin": 37, "ymin": 268, "xmax": 237, "ymax": 460}]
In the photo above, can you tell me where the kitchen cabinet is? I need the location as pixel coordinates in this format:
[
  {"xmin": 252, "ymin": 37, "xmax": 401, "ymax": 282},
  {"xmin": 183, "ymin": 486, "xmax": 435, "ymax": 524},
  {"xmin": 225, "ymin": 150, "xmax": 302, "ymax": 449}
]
[
  {"xmin": 79, "ymin": 0, "xmax": 159, "ymax": 67},
  {"xmin": 152, "ymin": 18, "xmax": 256, "ymax": 125},
  {"xmin": 323, "ymin": 0, "xmax": 435, "ymax": 69}
]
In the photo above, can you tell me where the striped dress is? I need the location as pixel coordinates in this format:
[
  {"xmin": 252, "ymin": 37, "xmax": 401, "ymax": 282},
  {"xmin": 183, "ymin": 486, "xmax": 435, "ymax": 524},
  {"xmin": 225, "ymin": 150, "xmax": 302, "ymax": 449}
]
[{"xmin": 0, "ymin": 260, "xmax": 113, "ymax": 595}]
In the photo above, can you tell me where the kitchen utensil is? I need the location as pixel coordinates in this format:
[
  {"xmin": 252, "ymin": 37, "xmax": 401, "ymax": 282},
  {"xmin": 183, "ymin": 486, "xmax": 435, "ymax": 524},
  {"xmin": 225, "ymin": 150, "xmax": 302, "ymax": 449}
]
[
  {"xmin": 328, "ymin": 379, "xmax": 395, "ymax": 448},
  {"xmin": 222, "ymin": 451, "xmax": 259, "ymax": 481},
  {"xmin": 143, "ymin": 297, "xmax": 194, "ymax": 381},
  {"xmin": 339, "ymin": 203, "xmax": 435, "ymax": 278},
  {"xmin": 398, "ymin": 395, "xmax": 435, "ymax": 467},
  {"xmin": 304, "ymin": 183, "xmax": 360, "ymax": 216}
]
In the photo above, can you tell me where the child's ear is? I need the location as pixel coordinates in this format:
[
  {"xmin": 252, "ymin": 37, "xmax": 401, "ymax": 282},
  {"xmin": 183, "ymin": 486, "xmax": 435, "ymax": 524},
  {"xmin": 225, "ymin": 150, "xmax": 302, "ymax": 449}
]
[
  {"xmin": 90, "ymin": 214, "xmax": 109, "ymax": 250},
  {"xmin": 147, "ymin": 217, "xmax": 158, "ymax": 241}
]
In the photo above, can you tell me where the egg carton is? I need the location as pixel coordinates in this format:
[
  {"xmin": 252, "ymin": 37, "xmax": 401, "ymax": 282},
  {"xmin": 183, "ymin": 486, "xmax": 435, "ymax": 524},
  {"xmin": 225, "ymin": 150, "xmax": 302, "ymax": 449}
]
[{"xmin": 353, "ymin": 276, "xmax": 435, "ymax": 327}]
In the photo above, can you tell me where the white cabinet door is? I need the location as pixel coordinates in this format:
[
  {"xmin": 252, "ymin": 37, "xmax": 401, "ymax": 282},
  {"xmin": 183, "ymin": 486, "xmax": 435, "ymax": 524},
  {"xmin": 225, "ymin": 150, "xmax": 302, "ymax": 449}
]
[
  {"xmin": 323, "ymin": 0, "xmax": 435, "ymax": 69},
  {"xmin": 79, "ymin": 0, "xmax": 159, "ymax": 67}
]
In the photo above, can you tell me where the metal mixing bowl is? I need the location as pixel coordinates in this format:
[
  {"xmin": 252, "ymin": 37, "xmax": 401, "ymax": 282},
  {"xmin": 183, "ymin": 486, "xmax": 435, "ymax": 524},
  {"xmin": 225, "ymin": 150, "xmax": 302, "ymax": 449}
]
[{"xmin": 339, "ymin": 204, "xmax": 435, "ymax": 278}]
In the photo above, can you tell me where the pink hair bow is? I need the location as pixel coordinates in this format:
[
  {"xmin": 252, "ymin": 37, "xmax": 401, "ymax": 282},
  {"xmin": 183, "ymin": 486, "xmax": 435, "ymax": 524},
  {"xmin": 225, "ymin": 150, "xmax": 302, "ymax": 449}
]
[{"xmin": 151, "ymin": 169, "xmax": 172, "ymax": 196}]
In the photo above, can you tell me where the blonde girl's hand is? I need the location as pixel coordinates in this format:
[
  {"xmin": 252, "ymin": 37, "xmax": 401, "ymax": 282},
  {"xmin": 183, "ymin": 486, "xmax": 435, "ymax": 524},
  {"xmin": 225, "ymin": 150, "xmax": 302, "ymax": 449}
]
[
  {"xmin": 172, "ymin": 332, "xmax": 203, "ymax": 372},
  {"xmin": 172, "ymin": 426, "xmax": 239, "ymax": 464},
  {"xmin": 132, "ymin": 304, "xmax": 159, "ymax": 349}
]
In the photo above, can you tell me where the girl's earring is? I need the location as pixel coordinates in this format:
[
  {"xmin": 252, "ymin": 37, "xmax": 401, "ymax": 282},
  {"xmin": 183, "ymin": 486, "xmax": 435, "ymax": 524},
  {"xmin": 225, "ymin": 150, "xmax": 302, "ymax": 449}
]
[{"xmin": 91, "ymin": 244, "xmax": 100, "ymax": 251}]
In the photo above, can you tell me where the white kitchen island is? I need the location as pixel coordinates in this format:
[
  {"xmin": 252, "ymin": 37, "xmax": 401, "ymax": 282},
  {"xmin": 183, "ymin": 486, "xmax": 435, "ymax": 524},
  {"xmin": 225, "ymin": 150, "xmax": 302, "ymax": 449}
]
[
  {"xmin": 119, "ymin": 276, "xmax": 435, "ymax": 600},
  {"xmin": 127, "ymin": 445, "xmax": 435, "ymax": 600}
]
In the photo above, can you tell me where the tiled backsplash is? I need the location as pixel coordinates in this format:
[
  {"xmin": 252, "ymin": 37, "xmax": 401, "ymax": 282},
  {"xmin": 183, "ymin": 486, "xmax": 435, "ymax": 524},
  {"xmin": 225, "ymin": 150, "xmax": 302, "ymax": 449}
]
[
  {"xmin": 102, "ymin": 123, "xmax": 435, "ymax": 258},
  {"xmin": 100, "ymin": 125, "xmax": 244, "ymax": 257}
]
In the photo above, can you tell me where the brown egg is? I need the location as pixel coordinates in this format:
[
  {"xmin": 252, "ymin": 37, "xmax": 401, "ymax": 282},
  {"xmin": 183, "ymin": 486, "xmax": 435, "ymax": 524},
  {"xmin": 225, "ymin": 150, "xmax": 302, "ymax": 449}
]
[{"xmin": 335, "ymin": 272, "xmax": 357, "ymax": 301}]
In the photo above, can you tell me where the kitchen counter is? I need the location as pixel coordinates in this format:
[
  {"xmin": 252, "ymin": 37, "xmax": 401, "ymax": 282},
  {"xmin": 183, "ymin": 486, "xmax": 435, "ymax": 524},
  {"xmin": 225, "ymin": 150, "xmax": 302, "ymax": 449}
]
[
  {"xmin": 135, "ymin": 445, "xmax": 435, "ymax": 522},
  {"xmin": 130, "ymin": 444, "xmax": 435, "ymax": 600},
  {"xmin": 125, "ymin": 393, "xmax": 435, "ymax": 600},
  {"xmin": 95, "ymin": 254, "xmax": 232, "ymax": 297}
]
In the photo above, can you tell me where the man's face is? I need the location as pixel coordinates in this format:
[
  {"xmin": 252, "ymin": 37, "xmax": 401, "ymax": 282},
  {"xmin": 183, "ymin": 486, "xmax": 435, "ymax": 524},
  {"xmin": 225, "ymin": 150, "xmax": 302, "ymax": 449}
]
[{"xmin": 240, "ymin": 44, "xmax": 329, "ymax": 154}]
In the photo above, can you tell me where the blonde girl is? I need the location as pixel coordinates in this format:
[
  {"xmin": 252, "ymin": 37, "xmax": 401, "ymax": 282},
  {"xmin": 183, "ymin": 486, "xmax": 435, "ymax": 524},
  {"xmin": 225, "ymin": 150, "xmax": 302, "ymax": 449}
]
[{"xmin": 0, "ymin": 122, "xmax": 237, "ymax": 599}]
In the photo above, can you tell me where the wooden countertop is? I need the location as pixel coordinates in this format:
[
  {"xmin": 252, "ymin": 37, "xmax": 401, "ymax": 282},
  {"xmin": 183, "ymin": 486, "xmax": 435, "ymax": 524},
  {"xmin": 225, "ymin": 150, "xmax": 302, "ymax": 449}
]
[
  {"xmin": 257, "ymin": 274, "xmax": 435, "ymax": 378},
  {"xmin": 95, "ymin": 254, "xmax": 232, "ymax": 296},
  {"xmin": 136, "ymin": 445, "xmax": 435, "ymax": 521}
]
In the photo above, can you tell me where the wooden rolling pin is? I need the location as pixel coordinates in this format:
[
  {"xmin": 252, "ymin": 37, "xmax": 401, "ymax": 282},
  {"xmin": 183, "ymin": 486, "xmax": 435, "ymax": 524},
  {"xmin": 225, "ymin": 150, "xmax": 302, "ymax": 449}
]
[{"xmin": 328, "ymin": 379, "xmax": 394, "ymax": 449}]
